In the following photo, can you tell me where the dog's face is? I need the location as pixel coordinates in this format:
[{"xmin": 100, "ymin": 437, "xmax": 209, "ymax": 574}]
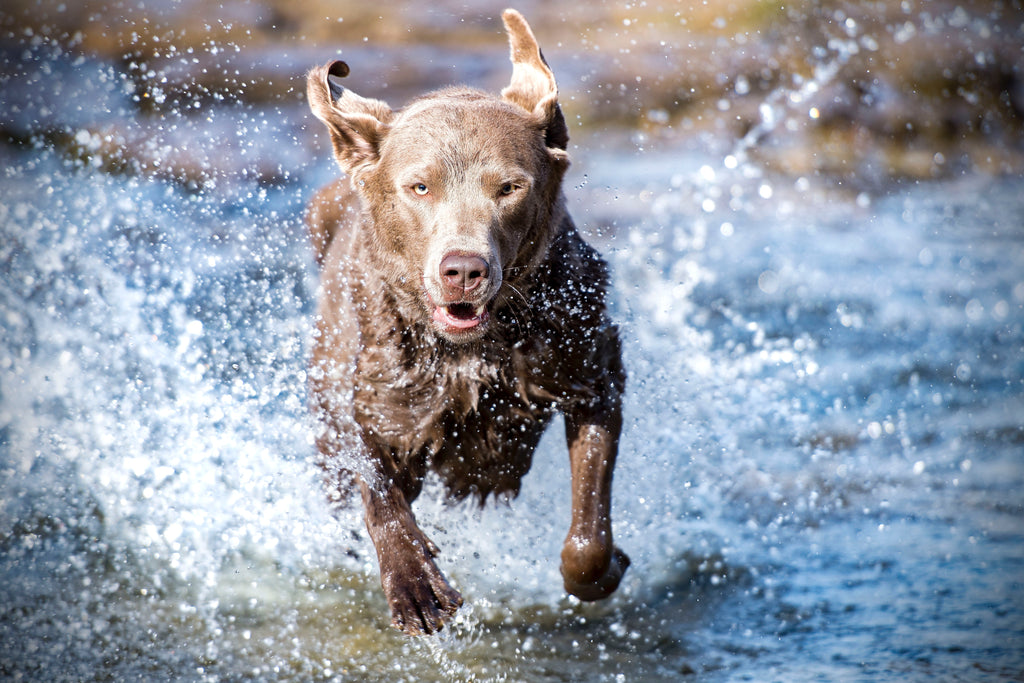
[
  {"xmin": 308, "ymin": 13, "xmax": 570, "ymax": 342},
  {"xmin": 369, "ymin": 95, "xmax": 566, "ymax": 340}
]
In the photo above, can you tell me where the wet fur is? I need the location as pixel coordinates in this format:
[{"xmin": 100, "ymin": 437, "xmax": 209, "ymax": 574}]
[{"xmin": 306, "ymin": 9, "xmax": 628, "ymax": 635}]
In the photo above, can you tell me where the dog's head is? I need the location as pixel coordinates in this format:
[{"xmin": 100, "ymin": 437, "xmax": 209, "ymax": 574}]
[{"xmin": 307, "ymin": 9, "xmax": 570, "ymax": 342}]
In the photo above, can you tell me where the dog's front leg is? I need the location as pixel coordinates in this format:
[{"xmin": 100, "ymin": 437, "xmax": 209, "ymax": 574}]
[
  {"xmin": 358, "ymin": 476, "xmax": 463, "ymax": 635},
  {"xmin": 561, "ymin": 404, "xmax": 630, "ymax": 601}
]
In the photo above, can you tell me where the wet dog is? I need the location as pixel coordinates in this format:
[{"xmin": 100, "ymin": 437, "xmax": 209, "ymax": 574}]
[{"xmin": 305, "ymin": 9, "xmax": 628, "ymax": 635}]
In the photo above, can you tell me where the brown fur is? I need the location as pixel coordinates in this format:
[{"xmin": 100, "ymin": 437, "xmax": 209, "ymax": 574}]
[{"xmin": 305, "ymin": 9, "xmax": 628, "ymax": 635}]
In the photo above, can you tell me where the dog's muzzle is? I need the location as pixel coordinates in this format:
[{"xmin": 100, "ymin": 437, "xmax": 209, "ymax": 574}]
[{"xmin": 429, "ymin": 251, "xmax": 496, "ymax": 335}]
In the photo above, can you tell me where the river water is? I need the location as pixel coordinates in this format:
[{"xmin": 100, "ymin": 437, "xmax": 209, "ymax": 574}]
[{"xmin": 2, "ymin": 18, "xmax": 1023, "ymax": 683}]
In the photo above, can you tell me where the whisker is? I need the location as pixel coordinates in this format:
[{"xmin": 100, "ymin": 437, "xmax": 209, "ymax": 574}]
[
  {"xmin": 500, "ymin": 278, "xmax": 530, "ymax": 310},
  {"xmin": 498, "ymin": 280, "xmax": 530, "ymax": 336}
]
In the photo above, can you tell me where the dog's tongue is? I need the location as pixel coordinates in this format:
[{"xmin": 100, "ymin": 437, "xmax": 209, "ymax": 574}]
[{"xmin": 434, "ymin": 303, "xmax": 486, "ymax": 330}]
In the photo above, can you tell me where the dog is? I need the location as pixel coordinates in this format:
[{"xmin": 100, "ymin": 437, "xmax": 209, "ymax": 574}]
[{"xmin": 305, "ymin": 8, "xmax": 628, "ymax": 635}]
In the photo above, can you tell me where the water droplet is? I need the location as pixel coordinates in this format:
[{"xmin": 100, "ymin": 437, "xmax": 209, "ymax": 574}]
[
  {"xmin": 758, "ymin": 270, "xmax": 779, "ymax": 294},
  {"xmin": 964, "ymin": 299, "xmax": 984, "ymax": 322},
  {"xmin": 955, "ymin": 362, "xmax": 972, "ymax": 382}
]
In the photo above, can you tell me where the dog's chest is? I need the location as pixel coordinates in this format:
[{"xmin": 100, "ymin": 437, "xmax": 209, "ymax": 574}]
[{"xmin": 354, "ymin": 337, "xmax": 560, "ymax": 489}]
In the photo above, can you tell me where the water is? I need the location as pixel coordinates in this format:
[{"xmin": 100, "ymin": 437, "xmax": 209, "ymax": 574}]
[{"xmin": 3, "ymin": 17, "xmax": 1024, "ymax": 683}]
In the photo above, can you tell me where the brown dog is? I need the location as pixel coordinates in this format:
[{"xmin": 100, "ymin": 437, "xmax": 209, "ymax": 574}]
[{"xmin": 305, "ymin": 9, "xmax": 628, "ymax": 635}]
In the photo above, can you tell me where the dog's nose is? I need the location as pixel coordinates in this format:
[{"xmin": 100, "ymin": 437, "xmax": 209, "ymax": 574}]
[{"xmin": 439, "ymin": 252, "xmax": 490, "ymax": 296}]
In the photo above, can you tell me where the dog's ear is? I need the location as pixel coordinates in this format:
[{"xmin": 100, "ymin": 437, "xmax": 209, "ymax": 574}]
[
  {"xmin": 307, "ymin": 60, "xmax": 393, "ymax": 174},
  {"xmin": 500, "ymin": 9, "xmax": 569, "ymax": 151}
]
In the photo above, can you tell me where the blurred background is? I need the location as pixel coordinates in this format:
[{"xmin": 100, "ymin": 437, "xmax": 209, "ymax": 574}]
[
  {"xmin": 2, "ymin": 2, "xmax": 1022, "ymax": 682},
  {"xmin": 3, "ymin": 0, "xmax": 1023, "ymax": 184}
]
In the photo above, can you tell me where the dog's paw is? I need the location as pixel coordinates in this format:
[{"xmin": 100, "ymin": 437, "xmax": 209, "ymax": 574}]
[
  {"xmin": 562, "ymin": 545, "xmax": 630, "ymax": 602},
  {"xmin": 381, "ymin": 547, "xmax": 463, "ymax": 635}
]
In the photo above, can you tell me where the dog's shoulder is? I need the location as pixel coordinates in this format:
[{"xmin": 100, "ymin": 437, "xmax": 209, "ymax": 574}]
[{"xmin": 534, "ymin": 221, "xmax": 614, "ymax": 325}]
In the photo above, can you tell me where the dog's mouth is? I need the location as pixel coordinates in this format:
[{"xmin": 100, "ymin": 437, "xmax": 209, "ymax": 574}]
[{"xmin": 432, "ymin": 301, "xmax": 491, "ymax": 333}]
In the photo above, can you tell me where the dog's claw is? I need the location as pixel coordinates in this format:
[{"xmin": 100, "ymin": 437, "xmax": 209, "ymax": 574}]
[
  {"xmin": 378, "ymin": 527, "xmax": 463, "ymax": 636},
  {"xmin": 386, "ymin": 570, "xmax": 463, "ymax": 635}
]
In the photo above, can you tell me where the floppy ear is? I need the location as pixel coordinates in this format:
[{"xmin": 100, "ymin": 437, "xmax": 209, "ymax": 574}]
[
  {"xmin": 500, "ymin": 9, "xmax": 569, "ymax": 150},
  {"xmin": 306, "ymin": 60, "xmax": 393, "ymax": 174}
]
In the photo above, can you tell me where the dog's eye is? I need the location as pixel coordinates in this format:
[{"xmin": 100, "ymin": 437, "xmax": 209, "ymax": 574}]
[
  {"xmin": 500, "ymin": 182, "xmax": 517, "ymax": 196},
  {"xmin": 412, "ymin": 183, "xmax": 429, "ymax": 196}
]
